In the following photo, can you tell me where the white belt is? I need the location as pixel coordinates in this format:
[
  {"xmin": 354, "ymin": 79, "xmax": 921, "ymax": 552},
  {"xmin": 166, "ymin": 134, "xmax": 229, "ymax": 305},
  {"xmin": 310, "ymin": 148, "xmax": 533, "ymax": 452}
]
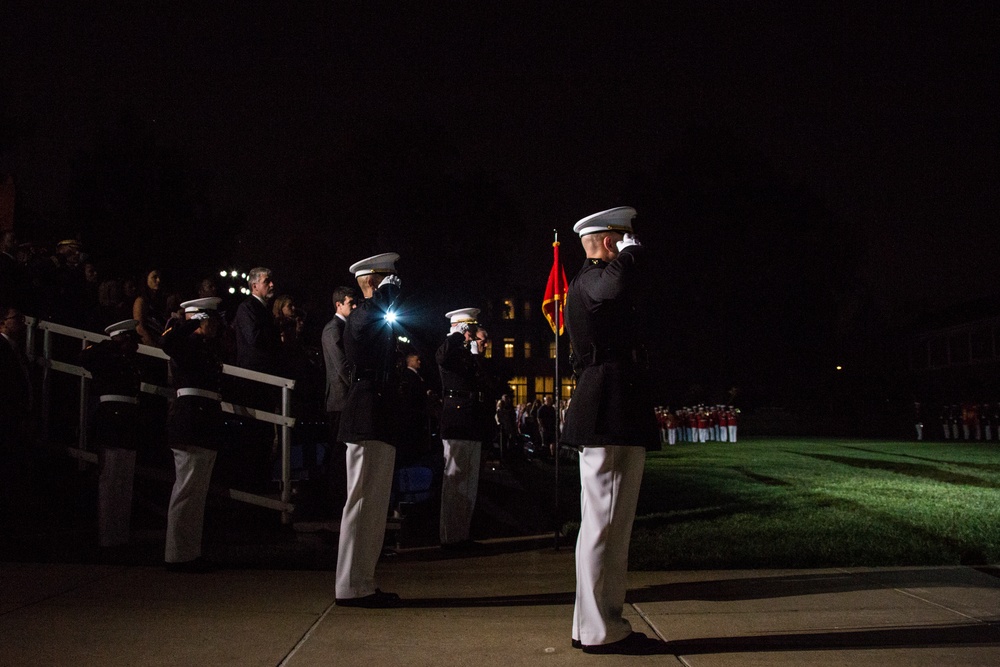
[
  {"xmin": 176, "ymin": 388, "xmax": 221, "ymax": 401},
  {"xmin": 99, "ymin": 394, "xmax": 138, "ymax": 405}
]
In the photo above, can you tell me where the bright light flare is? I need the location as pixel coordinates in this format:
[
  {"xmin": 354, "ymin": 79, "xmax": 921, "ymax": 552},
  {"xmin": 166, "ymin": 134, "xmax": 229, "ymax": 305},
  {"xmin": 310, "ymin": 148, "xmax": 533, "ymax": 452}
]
[{"xmin": 385, "ymin": 311, "xmax": 397, "ymax": 324}]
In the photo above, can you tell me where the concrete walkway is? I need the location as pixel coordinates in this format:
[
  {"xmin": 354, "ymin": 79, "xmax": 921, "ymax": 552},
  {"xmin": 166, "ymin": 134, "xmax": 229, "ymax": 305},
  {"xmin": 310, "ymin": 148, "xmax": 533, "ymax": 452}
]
[{"xmin": 3, "ymin": 540, "xmax": 1000, "ymax": 666}]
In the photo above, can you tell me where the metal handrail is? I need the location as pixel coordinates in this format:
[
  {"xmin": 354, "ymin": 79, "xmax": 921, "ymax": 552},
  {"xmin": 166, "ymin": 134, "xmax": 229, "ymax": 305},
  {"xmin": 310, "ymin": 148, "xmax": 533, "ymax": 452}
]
[{"xmin": 27, "ymin": 317, "xmax": 298, "ymax": 523}]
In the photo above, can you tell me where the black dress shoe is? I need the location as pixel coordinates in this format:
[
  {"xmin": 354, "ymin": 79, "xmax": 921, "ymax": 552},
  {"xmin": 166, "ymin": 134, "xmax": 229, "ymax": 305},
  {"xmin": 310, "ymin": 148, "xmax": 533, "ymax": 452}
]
[
  {"xmin": 336, "ymin": 589, "xmax": 401, "ymax": 608},
  {"xmin": 582, "ymin": 632, "xmax": 665, "ymax": 655},
  {"xmin": 165, "ymin": 557, "xmax": 216, "ymax": 574},
  {"xmin": 571, "ymin": 639, "xmax": 582, "ymax": 649}
]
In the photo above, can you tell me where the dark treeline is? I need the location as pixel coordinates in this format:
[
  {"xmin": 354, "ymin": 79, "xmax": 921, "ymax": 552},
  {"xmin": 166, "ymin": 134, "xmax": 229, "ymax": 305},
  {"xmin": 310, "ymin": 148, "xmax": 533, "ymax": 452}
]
[{"xmin": 6, "ymin": 108, "xmax": 887, "ymax": 411}]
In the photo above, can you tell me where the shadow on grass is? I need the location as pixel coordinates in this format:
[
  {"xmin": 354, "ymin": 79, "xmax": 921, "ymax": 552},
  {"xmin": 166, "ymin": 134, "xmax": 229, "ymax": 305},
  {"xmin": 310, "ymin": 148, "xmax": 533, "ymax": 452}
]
[
  {"xmin": 730, "ymin": 466, "xmax": 792, "ymax": 486},
  {"xmin": 632, "ymin": 499, "xmax": 791, "ymax": 532},
  {"xmin": 795, "ymin": 452, "xmax": 1000, "ymax": 489},
  {"xmin": 841, "ymin": 445, "xmax": 1000, "ymax": 474}
]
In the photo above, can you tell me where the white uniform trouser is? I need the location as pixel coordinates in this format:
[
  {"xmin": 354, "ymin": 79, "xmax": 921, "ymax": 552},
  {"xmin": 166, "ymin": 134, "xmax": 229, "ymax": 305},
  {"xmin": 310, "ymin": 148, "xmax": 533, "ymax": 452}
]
[
  {"xmin": 336, "ymin": 440, "xmax": 395, "ymax": 599},
  {"xmin": 440, "ymin": 439, "xmax": 481, "ymax": 544},
  {"xmin": 728, "ymin": 425, "xmax": 738, "ymax": 443},
  {"xmin": 98, "ymin": 447, "xmax": 136, "ymax": 547},
  {"xmin": 165, "ymin": 446, "xmax": 217, "ymax": 563},
  {"xmin": 572, "ymin": 445, "xmax": 645, "ymax": 647}
]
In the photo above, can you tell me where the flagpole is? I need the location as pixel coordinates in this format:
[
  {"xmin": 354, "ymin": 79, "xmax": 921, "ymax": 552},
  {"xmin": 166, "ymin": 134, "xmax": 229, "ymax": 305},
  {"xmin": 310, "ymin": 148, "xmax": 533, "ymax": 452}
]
[{"xmin": 553, "ymin": 229, "xmax": 561, "ymax": 551}]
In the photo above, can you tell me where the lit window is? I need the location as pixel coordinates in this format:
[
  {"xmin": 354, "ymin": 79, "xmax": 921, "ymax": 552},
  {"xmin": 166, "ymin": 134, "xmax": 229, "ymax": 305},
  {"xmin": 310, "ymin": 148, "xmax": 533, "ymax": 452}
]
[
  {"xmin": 523, "ymin": 300, "xmax": 531, "ymax": 319},
  {"xmin": 502, "ymin": 299, "xmax": 515, "ymax": 320},
  {"xmin": 549, "ymin": 342, "xmax": 557, "ymax": 359},
  {"xmin": 504, "ymin": 338, "xmax": 515, "ymax": 359},
  {"xmin": 484, "ymin": 342, "xmax": 492, "ymax": 359},
  {"xmin": 524, "ymin": 341, "xmax": 532, "ymax": 359},
  {"xmin": 560, "ymin": 377, "xmax": 576, "ymax": 401},
  {"xmin": 535, "ymin": 376, "xmax": 554, "ymax": 395},
  {"xmin": 508, "ymin": 376, "xmax": 528, "ymax": 405}
]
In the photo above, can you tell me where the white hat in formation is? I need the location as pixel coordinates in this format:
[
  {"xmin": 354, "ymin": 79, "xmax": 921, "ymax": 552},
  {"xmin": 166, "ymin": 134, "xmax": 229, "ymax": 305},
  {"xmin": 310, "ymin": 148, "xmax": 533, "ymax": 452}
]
[
  {"xmin": 349, "ymin": 252, "xmax": 400, "ymax": 277},
  {"xmin": 446, "ymin": 308, "xmax": 480, "ymax": 325},
  {"xmin": 180, "ymin": 297, "xmax": 222, "ymax": 314},
  {"xmin": 104, "ymin": 319, "xmax": 139, "ymax": 337},
  {"xmin": 573, "ymin": 206, "xmax": 637, "ymax": 237}
]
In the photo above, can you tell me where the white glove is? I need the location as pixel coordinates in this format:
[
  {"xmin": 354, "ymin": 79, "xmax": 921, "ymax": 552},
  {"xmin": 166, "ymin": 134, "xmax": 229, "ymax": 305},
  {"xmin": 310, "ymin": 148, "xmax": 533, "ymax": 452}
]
[
  {"xmin": 381, "ymin": 274, "xmax": 401, "ymax": 288},
  {"xmin": 190, "ymin": 312, "xmax": 209, "ymax": 321},
  {"xmin": 468, "ymin": 340, "xmax": 480, "ymax": 355},
  {"xmin": 616, "ymin": 233, "xmax": 640, "ymax": 252}
]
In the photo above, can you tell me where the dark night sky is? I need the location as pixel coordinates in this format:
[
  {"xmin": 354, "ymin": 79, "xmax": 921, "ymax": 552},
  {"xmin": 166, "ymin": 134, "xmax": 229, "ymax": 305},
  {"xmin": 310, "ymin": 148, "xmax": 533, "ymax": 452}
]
[{"xmin": 2, "ymin": 3, "xmax": 997, "ymax": 401}]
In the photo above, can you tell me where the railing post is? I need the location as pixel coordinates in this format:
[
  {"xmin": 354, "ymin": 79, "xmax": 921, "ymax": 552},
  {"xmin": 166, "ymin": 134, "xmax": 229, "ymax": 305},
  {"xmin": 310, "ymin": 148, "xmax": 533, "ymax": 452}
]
[
  {"xmin": 25, "ymin": 317, "xmax": 36, "ymax": 361},
  {"xmin": 41, "ymin": 328, "xmax": 52, "ymax": 444},
  {"xmin": 78, "ymin": 338, "xmax": 89, "ymax": 469},
  {"xmin": 281, "ymin": 385, "xmax": 292, "ymax": 524}
]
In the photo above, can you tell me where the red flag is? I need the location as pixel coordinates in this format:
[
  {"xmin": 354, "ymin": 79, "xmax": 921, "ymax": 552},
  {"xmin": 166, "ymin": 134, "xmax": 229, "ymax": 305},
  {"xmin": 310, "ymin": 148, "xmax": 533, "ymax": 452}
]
[{"xmin": 542, "ymin": 241, "xmax": 568, "ymax": 335}]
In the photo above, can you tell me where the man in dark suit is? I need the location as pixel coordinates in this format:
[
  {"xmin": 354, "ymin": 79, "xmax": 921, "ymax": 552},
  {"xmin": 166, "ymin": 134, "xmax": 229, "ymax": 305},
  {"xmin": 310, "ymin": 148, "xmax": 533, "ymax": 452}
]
[
  {"xmin": 562, "ymin": 207, "xmax": 662, "ymax": 655},
  {"xmin": 396, "ymin": 344, "xmax": 430, "ymax": 467},
  {"xmin": 335, "ymin": 253, "xmax": 403, "ymax": 608},
  {"xmin": 321, "ymin": 285, "xmax": 357, "ymax": 515},
  {"xmin": 232, "ymin": 267, "xmax": 282, "ymax": 491},
  {"xmin": 233, "ymin": 267, "xmax": 280, "ymax": 373}
]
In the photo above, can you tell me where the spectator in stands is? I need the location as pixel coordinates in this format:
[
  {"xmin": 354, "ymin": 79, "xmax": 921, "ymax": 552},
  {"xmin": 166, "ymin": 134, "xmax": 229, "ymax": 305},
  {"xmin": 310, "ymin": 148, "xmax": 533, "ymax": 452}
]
[
  {"xmin": 232, "ymin": 267, "xmax": 282, "ymax": 491},
  {"xmin": 321, "ymin": 285, "xmax": 357, "ymax": 516},
  {"xmin": 397, "ymin": 343, "xmax": 431, "ymax": 469},
  {"xmin": 133, "ymin": 269, "xmax": 167, "ymax": 346},
  {"xmin": 0, "ymin": 303, "xmax": 31, "ymax": 532},
  {"xmin": 196, "ymin": 277, "xmax": 219, "ymax": 299},
  {"xmin": 525, "ymin": 398, "xmax": 541, "ymax": 449},
  {"xmin": 45, "ymin": 239, "xmax": 88, "ymax": 326},
  {"xmin": 0, "ymin": 230, "xmax": 26, "ymax": 308},
  {"xmin": 234, "ymin": 268, "xmax": 280, "ymax": 372},
  {"xmin": 272, "ymin": 294, "xmax": 302, "ymax": 345},
  {"xmin": 537, "ymin": 395, "xmax": 558, "ymax": 458},
  {"xmin": 0, "ymin": 304, "xmax": 30, "ymax": 439},
  {"xmin": 82, "ymin": 261, "xmax": 100, "ymax": 310},
  {"xmin": 495, "ymin": 394, "xmax": 517, "ymax": 460},
  {"xmin": 88, "ymin": 279, "xmax": 130, "ymax": 332}
]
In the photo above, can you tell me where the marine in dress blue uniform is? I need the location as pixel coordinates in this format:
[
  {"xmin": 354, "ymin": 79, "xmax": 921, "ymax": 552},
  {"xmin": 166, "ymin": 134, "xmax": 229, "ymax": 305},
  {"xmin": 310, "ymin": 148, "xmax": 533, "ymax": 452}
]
[
  {"xmin": 436, "ymin": 308, "xmax": 489, "ymax": 548},
  {"xmin": 562, "ymin": 207, "xmax": 662, "ymax": 655},
  {"xmin": 80, "ymin": 319, "xmax": 141, "ymax": 547},
  {"xmin": 335, "ymin": 253, "xmax": 403, "ymax": 608},
  {"xmin": 161, "ymin": 298, "xmax": 225, "ymax": 572}
]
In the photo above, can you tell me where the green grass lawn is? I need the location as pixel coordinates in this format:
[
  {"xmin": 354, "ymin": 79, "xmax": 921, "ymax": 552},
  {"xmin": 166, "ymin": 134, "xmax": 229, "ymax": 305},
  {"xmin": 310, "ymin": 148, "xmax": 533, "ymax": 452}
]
[{"xmin": 600, "ymin": 437, "xmax": 1000, "ymax": 570}]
